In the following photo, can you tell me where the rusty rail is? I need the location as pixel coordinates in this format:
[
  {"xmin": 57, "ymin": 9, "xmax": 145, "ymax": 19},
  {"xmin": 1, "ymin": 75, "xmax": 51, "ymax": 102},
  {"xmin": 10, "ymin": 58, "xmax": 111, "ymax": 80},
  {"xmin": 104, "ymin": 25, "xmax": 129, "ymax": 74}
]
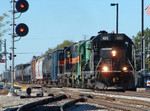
[
  {"xmin": 17, "ymin": 94, "xmax": 67, "ymax": 111},
  {"xmin": 60, "ymin": 98, "xmax": 85, "ymax": 111}
]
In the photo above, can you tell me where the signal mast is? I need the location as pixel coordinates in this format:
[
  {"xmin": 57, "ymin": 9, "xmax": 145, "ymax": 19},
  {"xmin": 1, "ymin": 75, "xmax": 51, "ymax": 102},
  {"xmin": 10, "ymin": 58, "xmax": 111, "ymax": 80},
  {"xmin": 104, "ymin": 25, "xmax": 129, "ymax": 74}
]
[{"xmin": 9, "ymin": 0, "xmax": 29, "ymax": 95}]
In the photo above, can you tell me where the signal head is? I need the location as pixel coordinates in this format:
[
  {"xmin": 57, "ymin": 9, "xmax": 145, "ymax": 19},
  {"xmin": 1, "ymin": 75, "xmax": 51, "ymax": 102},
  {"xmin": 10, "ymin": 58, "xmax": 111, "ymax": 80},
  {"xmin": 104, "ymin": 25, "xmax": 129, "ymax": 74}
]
[
  {"xmin": 16, "ymin": 0, "xmax": 29, "ymax": 13},
  {"xmin": 15, "ymin": 23, "xmax": 29, "ymax": 36}
]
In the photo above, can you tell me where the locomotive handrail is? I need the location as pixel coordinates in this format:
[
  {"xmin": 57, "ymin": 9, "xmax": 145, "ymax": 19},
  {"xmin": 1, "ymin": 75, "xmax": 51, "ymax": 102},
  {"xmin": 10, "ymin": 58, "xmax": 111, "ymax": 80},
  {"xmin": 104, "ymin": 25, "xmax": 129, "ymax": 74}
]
[
  {"xmin": 82, "ymin": 60, "xmax": 89, "ymax": 71},
  {"xmin": 127, "ymin": 58, "xmax": 134, "ymax": 73},
  {"xmin": 95, "ymin": 58, "xmax": 102, "ymax": 76}
]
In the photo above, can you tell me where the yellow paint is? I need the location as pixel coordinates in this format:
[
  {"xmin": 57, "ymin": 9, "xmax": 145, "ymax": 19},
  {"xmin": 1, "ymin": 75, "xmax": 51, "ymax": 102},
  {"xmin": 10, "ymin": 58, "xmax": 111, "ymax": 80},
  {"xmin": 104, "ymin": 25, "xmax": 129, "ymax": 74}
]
[{"xmin": 8, "ymin": 83, "xmax": 28, "ymax": 91}]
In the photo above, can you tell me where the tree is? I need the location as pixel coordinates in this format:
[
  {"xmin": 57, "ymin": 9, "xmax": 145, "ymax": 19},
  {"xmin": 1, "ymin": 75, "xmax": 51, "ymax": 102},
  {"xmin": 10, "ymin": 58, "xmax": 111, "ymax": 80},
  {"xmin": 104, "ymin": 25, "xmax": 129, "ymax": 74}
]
[
  {"xmin": 45, "ymin": 40, "xmax": 74, "ymax": 54},
  {"xmin": 132, "ymin": 28, "xmax": 150, "ymax": 71},
  {"xmin": 45, "ymin": 48, "xmax": 53, "ymax": 55},
  {"xmin": 0, "ymin": 13, "xmax": 10, "ymax": 38}
]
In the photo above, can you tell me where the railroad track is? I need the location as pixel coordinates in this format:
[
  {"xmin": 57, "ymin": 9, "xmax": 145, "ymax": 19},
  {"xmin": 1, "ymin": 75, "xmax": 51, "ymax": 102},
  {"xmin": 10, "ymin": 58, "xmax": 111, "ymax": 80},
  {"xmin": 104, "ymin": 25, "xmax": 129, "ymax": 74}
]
[
  {"xmin": 15, "ymin": 82, "xmax": 150, "ymax": 99},
  {"xmin": 46, "ymin": 87, "xmax": 150, "ymax": 111},
  {"xmin": 94, "ymin": 90, "xmax": 150, "ymax": 98},
  {"xmin": 6, "ymin": 94, "xmax": 86, "ymax": 111},
  {"xmin": 10, "ymin": 83, "xmax": 150, "ymax": 111}
]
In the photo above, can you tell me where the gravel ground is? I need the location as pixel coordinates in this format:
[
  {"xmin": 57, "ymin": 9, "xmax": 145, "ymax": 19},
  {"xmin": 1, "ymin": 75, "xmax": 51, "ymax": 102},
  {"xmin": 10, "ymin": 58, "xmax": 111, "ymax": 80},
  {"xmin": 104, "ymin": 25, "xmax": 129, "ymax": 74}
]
[
  {"xmin": 0, "ymin": 88, "xmax": 50, "ymax": 111},
  {"xmin": 0, "ymin": 95, "xmax": 51, "ymax": 111},
  {"xmin": 0, "ymin": 87, "xmax": 123, "ymax": 111}
]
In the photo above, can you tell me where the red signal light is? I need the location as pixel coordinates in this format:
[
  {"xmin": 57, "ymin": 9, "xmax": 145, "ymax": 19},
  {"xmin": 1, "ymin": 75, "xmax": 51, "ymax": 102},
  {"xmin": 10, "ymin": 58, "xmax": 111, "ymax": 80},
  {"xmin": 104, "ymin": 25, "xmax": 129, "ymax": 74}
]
[
  {"xmin": 20, "ymin": 28, "xmax": 24, "ymax": 32},
  {"xmin": 16, "ymin": 0, "xmax": 29, "ymax": 13},
  {"xmin": 20, "ymin": 4, "xmax": 25, "ymax": 8},
  {"xmin": 16, "ymin": 23, "xmax": 29, "ymax": 36}
]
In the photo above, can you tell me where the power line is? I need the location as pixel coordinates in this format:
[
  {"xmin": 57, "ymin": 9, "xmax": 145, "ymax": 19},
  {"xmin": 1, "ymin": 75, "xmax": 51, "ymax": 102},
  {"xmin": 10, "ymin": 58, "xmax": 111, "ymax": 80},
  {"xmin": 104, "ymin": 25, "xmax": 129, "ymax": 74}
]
[{"xmin": 15, "ymin": 52, "xmax": 44, "ymax": 54}]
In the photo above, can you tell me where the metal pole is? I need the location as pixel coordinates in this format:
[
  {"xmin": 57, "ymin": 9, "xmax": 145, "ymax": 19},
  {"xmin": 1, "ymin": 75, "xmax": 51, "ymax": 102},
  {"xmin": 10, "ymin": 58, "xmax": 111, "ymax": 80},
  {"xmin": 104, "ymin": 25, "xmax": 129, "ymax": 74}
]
[
  {"xmin": 4, "ymin": 39, "xmax": 7, "ymax": 70},
  {"xmin": 10, "ymin": 0, "xmax": 15, "ymax": 94},
  {"xmin": 141, "ymin": 0, "xmax": 144, "ymax": 71},
  {"xmin": 110, "ymin": 3, "xmax": 119, "ymax": 34},
  {"xmin": 116, "ymin": 4, "xmax": 118, "ymax": 34},
  {"xmin": 143, "ymin": 36, "xmax": 145, "ymax": 73}
]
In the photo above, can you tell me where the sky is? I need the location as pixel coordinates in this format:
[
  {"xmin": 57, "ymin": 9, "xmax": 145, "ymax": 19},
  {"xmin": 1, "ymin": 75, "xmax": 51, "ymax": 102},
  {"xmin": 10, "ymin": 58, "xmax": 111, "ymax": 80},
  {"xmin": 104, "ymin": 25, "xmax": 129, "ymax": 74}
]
[{"xmin": 0, "ymin": 0, "xmax": 150, "ymax": 74}]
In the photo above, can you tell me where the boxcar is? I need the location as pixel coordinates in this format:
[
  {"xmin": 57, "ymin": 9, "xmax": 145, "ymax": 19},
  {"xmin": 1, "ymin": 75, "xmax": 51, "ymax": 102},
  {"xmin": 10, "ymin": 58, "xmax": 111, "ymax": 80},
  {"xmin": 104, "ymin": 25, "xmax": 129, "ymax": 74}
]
[{"xmin": 35, "ymin": 57, "xmax": 44, "ymax": 82}]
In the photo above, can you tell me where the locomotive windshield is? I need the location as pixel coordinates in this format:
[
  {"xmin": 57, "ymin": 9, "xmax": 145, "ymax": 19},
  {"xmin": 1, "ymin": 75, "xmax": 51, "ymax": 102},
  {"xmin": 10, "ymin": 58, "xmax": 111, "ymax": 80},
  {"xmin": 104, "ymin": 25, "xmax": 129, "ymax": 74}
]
[
  {"xmin": 100, "ymin": 48, "xmax": 112, "ymax": 59},
  {"xmin": 100, "ymin": 48, "xmax": 126, "ymax": 59}
]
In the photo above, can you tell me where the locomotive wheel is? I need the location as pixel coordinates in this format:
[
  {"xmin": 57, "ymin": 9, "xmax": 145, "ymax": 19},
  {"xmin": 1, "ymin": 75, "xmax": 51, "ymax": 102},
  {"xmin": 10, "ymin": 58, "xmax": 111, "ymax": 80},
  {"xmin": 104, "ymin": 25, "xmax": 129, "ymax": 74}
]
[
  {"xmin": 72, "ymin": 77, "xmax": 75, "ymax": 88},
  {"xmin": 67, "ymin": 77, "xmax": 72, "ymax": 87},
  {"xmin": 83, "ymin": 78, "xmax": 88, "ymax": 89},
  {"xmin": 77, "ymin": 79, "xmax": 81, "ymax": 88}
]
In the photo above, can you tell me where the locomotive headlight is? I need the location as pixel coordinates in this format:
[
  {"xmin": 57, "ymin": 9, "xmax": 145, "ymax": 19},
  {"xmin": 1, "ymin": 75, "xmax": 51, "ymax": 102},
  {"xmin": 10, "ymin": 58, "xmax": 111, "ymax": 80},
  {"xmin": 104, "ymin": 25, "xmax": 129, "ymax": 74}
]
[
  {"xmin": 122, "ymin": 66, "xmax": 128, "ymax": 71},
  {"xmin": 111, "ymin": 50, "xmax": 117, "ymax": 57},
  {"xmin": 102, "ymin": 66, "xmax": 109, "ymax": 72}
]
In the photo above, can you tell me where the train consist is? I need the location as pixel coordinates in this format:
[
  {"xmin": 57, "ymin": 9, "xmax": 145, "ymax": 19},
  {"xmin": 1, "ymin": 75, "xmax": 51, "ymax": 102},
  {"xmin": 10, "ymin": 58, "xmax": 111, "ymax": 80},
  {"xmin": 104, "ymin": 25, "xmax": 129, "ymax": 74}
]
[{"xmin": 14, "ymin": 31, "xmax": 136, "ymax": 89}]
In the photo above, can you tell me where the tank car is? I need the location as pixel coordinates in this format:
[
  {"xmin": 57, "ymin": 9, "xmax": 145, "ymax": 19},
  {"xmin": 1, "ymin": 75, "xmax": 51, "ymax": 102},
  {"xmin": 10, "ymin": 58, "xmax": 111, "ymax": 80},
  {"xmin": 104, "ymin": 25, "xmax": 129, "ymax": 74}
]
[
  {"xmin": 14, "ymin": 63, "xmax": 31, "ymax": 82},
  {"xmin": 14, "ymin": 64, "xmax": 23, "ymax": 81},
  {"xmin": 42, "ymin": 54, "xmax": 51, "ymax": 83},
  {"xmin": 23, "ymin": 63, "xmax": 31, "ymax": 82}
]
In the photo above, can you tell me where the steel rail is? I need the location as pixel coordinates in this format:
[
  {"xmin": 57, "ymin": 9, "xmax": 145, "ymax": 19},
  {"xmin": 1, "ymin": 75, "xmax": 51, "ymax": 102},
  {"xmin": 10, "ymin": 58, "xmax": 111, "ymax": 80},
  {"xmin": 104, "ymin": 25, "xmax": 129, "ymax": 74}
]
[
  {"xmin": 17, "ymin": 94, "xmax": 67, "ymax": 111},
  {"xmin": 60, "ymin": 98, "xmax": 85, "ymax": 111},
  {"xmin": 87, "ymin": 98, "xmax": 148, "ymax": 111}
]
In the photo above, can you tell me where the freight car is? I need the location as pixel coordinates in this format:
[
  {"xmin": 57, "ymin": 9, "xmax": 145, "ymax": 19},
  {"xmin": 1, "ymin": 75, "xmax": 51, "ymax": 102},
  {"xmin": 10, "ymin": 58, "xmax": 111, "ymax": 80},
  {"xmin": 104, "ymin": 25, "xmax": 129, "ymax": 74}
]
[
  {"xmin": 15, "ymin": 31, "xmax": 136, "ymax": 90},
  {"xmin": 30, "ymin": 55, "xmax": 52, "ymax": 83},
  {"xmin": 14, "ymin": 63, "xmax": 31, "ymax": 83}
]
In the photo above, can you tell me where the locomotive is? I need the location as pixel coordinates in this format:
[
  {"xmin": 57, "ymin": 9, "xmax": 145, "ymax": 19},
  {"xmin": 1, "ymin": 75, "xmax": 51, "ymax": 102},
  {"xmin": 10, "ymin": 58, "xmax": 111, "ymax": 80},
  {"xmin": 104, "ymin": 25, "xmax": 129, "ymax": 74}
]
[{"xmin": 14, "ymin": 31, "xmax": 136, "ymax": 89}]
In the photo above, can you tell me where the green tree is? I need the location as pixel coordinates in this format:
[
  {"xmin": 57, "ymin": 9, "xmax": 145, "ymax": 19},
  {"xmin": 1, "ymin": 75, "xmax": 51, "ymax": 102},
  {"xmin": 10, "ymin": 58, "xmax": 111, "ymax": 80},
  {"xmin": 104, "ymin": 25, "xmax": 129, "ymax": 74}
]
[
  {"xmin": 0, "ymin": 13, "xmax": 10, "ymax": 38},
  {"xmin": 132, "ymin": 28, "xmax": 150, "ymax": 71},
  {"xmin": 45, "ymin": 40, "xmax": 74, "ymax": 54},
  {"xmin": 45, "ymin": 48, "xmax": 53, "ymax": 55}
]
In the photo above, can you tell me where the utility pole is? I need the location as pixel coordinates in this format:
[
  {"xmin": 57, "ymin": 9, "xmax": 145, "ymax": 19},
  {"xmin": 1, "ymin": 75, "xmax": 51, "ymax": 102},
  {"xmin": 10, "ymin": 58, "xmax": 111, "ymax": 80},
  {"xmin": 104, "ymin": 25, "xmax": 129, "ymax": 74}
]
[
  {"xmin": 9, "ymin": 0, "xmax": 29, "ymax": 96},
  {"xmin": 9, "ymin": 0, "xmax": 15, "ymax": 95},
  {"xmin": 4, "ymin": 39, "xmax": 7, "ymax": 70},
  {"xmin": 141, "ymin": 0, "xmax": 145, "ymax": 74}
]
